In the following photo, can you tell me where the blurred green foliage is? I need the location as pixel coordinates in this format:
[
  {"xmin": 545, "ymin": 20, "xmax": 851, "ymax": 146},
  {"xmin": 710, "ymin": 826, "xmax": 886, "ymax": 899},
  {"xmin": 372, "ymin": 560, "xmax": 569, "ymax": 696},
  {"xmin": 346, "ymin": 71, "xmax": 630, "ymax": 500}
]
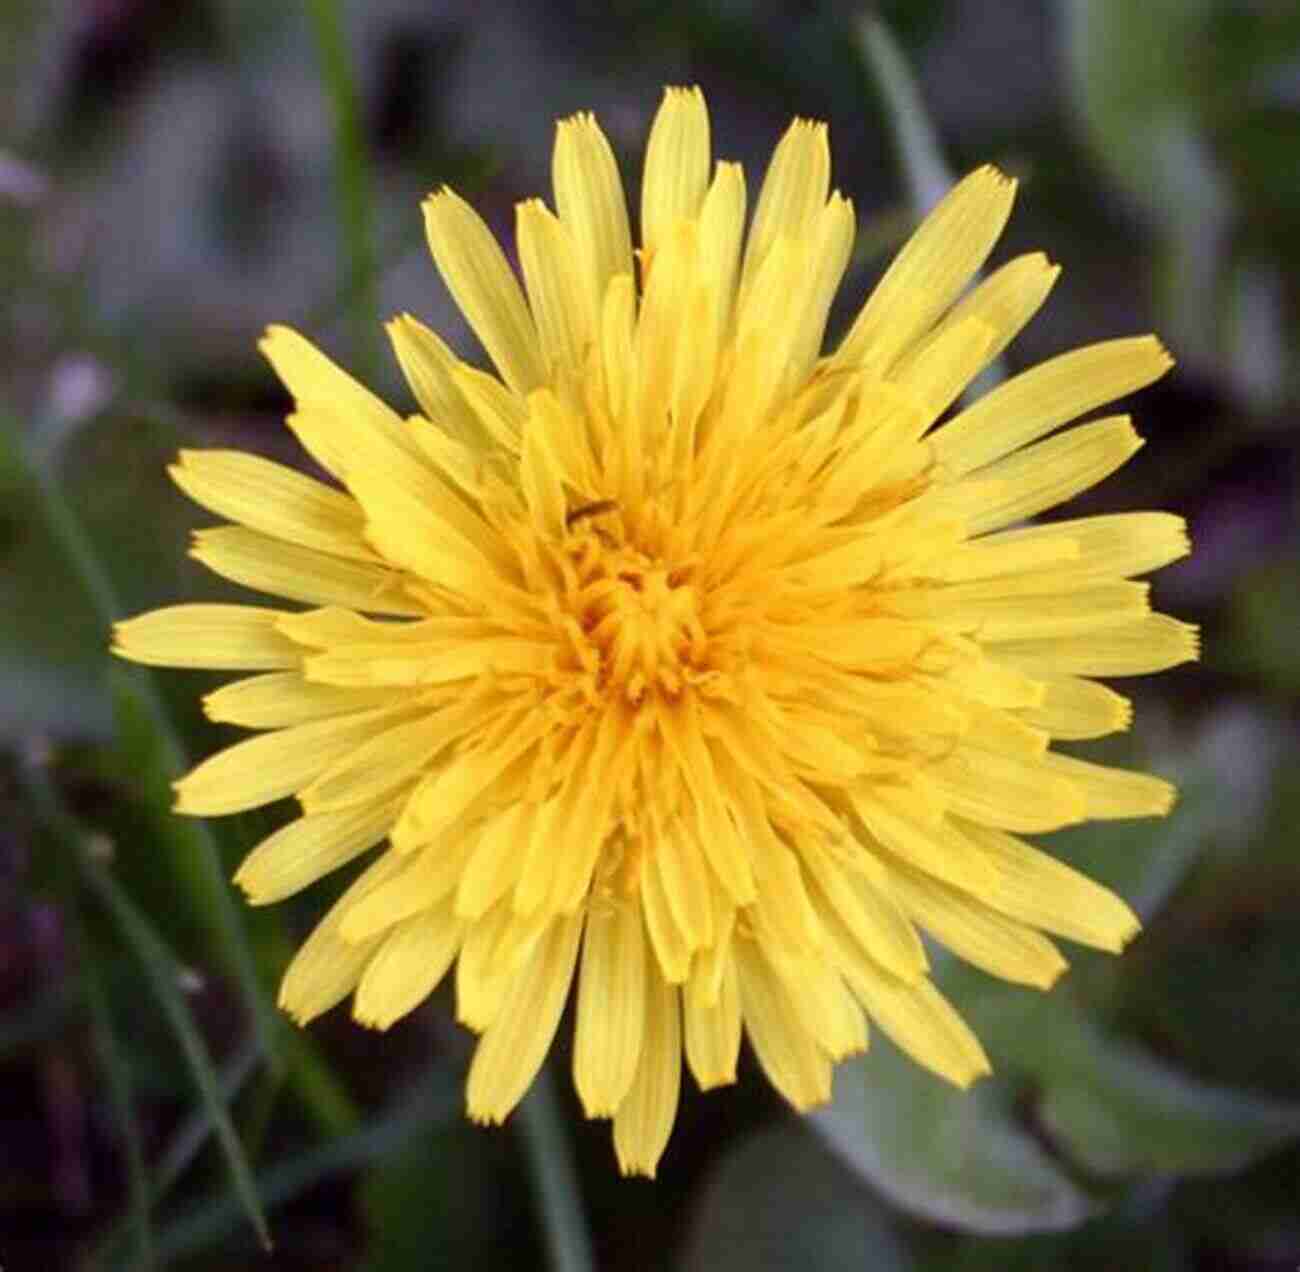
[{"xmin": 1, "ymin": 1, "xmax": 1298, "ymax": 1269}]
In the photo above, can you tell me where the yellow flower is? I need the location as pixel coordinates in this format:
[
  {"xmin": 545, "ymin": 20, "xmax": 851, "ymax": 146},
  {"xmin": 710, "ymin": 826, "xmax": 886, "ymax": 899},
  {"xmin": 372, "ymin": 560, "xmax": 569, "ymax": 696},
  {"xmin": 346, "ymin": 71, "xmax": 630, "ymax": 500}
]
[{"xmin": 113, "ymin": 86, "xmax": 1196, "ymax": 1176}]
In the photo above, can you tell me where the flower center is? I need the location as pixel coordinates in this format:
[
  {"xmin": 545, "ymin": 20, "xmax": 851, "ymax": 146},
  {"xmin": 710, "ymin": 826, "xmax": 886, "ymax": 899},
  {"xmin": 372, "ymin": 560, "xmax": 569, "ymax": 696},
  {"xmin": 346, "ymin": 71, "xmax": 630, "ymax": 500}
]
[{"xmin": 567, "ymin": 535, "xmax": 709, "ymax": 705}]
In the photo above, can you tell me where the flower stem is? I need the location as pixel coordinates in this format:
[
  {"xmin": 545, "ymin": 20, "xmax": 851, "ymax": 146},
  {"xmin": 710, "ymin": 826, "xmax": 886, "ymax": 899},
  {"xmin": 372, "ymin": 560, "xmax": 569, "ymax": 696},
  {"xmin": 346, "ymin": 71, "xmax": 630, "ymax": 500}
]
[{"xmin": 518, "ymin": 1064, "xmax": 596, "ymax": 1272}]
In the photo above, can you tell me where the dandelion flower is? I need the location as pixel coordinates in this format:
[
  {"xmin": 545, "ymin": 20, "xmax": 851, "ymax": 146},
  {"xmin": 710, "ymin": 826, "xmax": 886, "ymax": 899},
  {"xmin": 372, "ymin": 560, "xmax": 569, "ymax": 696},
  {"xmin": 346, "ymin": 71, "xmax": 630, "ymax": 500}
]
[{"xmin": 113, "ymin": 87, "xmax": 1196, "ymax": 1176}]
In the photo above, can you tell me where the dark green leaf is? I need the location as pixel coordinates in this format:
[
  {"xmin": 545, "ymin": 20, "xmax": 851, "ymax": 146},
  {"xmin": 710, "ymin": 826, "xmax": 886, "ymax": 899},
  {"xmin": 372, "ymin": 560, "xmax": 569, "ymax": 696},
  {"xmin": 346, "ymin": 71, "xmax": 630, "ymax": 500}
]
[
  {"xmin": 1034, "ymin": 1015, "xmax": 1300, "ymax": 1176},
  {"xmin": 814, "ymin": 1046, "xmax": 1095, "ymax": 1235},
  {"xmin": 854, "ymin": 12, "xmax": 951, "ymax": 213},
  {"xmin": 683, "ymin": 1123, "xmax": 914, "ymax": 1271}
]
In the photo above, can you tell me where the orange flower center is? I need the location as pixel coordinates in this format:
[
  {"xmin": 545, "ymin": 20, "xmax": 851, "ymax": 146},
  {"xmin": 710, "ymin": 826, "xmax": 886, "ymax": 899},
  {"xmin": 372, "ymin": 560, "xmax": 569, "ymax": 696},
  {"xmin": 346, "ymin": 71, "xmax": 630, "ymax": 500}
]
[{"xmin": 555, "ymin": 523, "xmax": 712, "ymax": 706}]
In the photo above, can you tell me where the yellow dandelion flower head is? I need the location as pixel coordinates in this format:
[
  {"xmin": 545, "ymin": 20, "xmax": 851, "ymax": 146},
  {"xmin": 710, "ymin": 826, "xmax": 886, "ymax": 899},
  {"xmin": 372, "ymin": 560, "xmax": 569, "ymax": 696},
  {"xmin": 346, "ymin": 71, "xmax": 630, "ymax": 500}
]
[{"xmin": 114, "ymin": 86, "xmax": 1196, "ymax": 1177}]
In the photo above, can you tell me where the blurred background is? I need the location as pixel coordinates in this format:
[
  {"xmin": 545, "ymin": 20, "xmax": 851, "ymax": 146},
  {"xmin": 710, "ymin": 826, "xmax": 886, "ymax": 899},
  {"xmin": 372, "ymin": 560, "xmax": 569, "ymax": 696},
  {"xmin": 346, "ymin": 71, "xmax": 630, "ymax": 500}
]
[{"xmin": 2, "ymin": 1, "xmax": 1299, "ymax": 1268}]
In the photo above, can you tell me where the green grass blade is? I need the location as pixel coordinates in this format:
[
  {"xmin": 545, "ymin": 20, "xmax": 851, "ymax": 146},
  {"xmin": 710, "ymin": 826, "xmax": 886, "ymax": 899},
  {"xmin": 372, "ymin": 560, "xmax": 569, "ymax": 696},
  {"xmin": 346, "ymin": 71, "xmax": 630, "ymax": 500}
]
[
  {"xmin": 17, "ymin": 753, "xmax": 272, "ymax": 1252},
  {"xmin": 79, "ymin": 852, "xmax": 274, "ymax": 1251},
  {"xmin": 853, "ymin": 12, "xmax": 952, "ymax": 213},
  {"xmin": 90, "ymin": 1035, "xmax": 262, "ymax": 1269},
  {"xmin": 3, "ymin": 402, "xmax": 353, "ymax": 1144},
  {"xmin": 305, "ymin": 0, "xmax": 381, "ymax": 381},
  {"xmin": 0, "ymin": 404, "xmax": 281, "ymax": 1064},
  {"xmin": 81, "ymin": 932, "xmax": 156, "ymax": 1270},
  {"xmin": 150, "ymin": 1068, "xmax": 459, "ymax": 1262},
  {"xmin": 107, "ymin": 666, "xmax": 283, "ymax": 1066}
]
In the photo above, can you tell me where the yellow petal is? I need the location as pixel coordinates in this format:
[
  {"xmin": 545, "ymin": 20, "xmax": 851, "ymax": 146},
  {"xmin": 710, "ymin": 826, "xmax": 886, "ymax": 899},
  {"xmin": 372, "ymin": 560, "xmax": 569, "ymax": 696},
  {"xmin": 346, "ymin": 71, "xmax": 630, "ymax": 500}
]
[
  {"xmin": 889, "ymin": 317, "xmax": 997, "ymax": 421},
  {"xmin": 631, "ymin": 218, "xmax": 697, "ymax": 491},
  {"xmin": 599, "ymin": 272, "xmax": 637, "ymax": 428},
  {"xmin": 1040, "ymin": 751, "xmax": 1175, "ymax": 819},
  {"xmin": 455, "ymin": 806, "xmax": 527, "ymax": 919},
  {"xmin": 746, "ymin": 831, "xmax": 823, "ymax": 960},
  {"xmin": 786, "ymin": 192, "xmax": 855, "ymax": 384},
  {"xmin": 455, "ymin": 895, "xmax": 517, "ymax": 1032},
  {"xmin": 466, "ymin": 912, "xmax": 584, "ymax": 1123},
  {"xmin": 923, "ymin": 745, "xmax": 1086, "ymax": 834},
  {"xmin": 613, "ymin": 973, "xmax": 682, "ymax": 1178},
  {"xmin": 697, "ymin": 161, "xmax": 747, "ymax": 337},
  {"xmin": 654, "ymin": 822, "xmax": 716, "ymax": 953},
  {"xmin": 683, "ymin": 956, "xmax": 741, "ymax": 1090},
  {"xmin": 337, "ymin": 839, "xmax": 472, "ymax": 945},
  {"xmin": 189, "ymin": 526, "xmax": 421, "ymax": 615},
  {"xmin": 549, "ymin": 722, "xmax": 639, "ymax": 919},
  {"xmin": 346, "ymin": 466, "xmax": 507, "ymax": 599},
  {"xmin": 949, "ymin": 416, "xmax": 1145, "ymax": 536},
  {"xmin": 692, "ymin": 891, "xmax": 737, "ymax": 1008},
  {"xmin": 405, "ymin": 413, "xmax": 483, "ymax": 501},
  {"xmin": 850, "ymin": 787, "xmax": 1002, "ymax": 890},
  {"xmin": 1015, "ymin": 676, "xmax": 1132, "ymax": 740},
  {"xmin": 641, "ymin": 86, "xmax": 710, "ymax": 260},
  {"xmin": 303, "ymin": 637, "xmax": 547, "ymax": 688},
  {"xmin": 338, "ymin": 409, "xmax": 510, "ymax": 566},
  {"xmin": 529, "ymin": 374, "xmax": 598, "ymax": 494},
  {"xmin": 169, "ymin": 449, "xmax": 372, "ymax": 561},
  {"xmin": 847, "ymin": 970, "xmax": 991, "ymax": 1089},
  {"xmin": 516, "ymin": 198, "xmax": 591, "ymax": 375},
  {"xmin": 509, "ymin": 724, "xmax": 598, "ymax": 916},
  {"xmin": 777, "ymin": 952, "xmax": 868, "ymax": 1061},
  {"xmin": 277, "ymin": 851, "xmax": 406, "ymax": 1024},
  {"xmin": 816, "ymin": 383, "xmax": 929, "ymax": 518},
  {"xmin": 928, "ymin": 531, "xmax": 1080, "ymax": 583},
  {"xmin": 927, "ymin": 252, "xmax": 1060, "ymax": 371},
  {"xmin": 640, "ymin": 837, "xmax": 692, "ymax": 983},
  {"xmin": 734, "ymin": 939, "xmax": 832, "ymax": 1110},
  {"xmin": 385, "ymin": 315, "xmax": 483, "ymax": 443},
  {"xmin": 666, "ymin": 280, "xmax": 721, "ymax": 462},
  {"xmin": 957, "ymin": 820, "xmax": 1141, "ymax": 951},
  {"xmin": 112, "ymin": 604, "xmax": 301, "ymax": 670},
  {"xmin": 353, "ymin": 905, "xmax": 464, "ymax": 1030},
  {"xmin": 655, "ymin": 700, "xmax": 756, "ymax": 904},
  {"xmin": 573, "ymin": 898, "xmax": 648, "ymax": 1116},
  {"xmin": 401, "ymin": 714, "xmax": 547, "ymax": 846},
  {"xmin": 952, "ymin": 696, "xmax": 1049, "ymax": 760},
  {"xmin": 452, "ymin": 364, "xmax": 527, "ymax": 453},
  {"xmin": 728, "ymin": 235, "xmax": 808, "ymax": 425},
  {"xmin": 173, "ymin": 703, "xmax": 417, "ymax": 816},
  {"xmin": 259, "ymin": 326, "xmax": 424, "ymax": 480},
  {"xmin": 520, "ymin": 391, "xmax": 569, "ymax": 537},
  {"xmin": 234, "ymin": 794, "xmax": 403, "ymax": 905},
  {"xmin": 274, "ymin": 604, "xmax": 433, "ymax": 648},
  {"xmin": 203, "ymin": 672, "xmax": 397, "ymax": 729},
  {"xmin": 984, "ymin": 511, "xmax": 1190, "ymax": 580},
  {"xmin": 886, "ymin": 865, "xmax": 1068, "ymax": 989},
  {"xmin": 991, "ymin": 613, "xmax": 1200, "ymax": 677},
  {"xmin": 933, "ymin": 337, "xmax": 1173, "ymax": 477},
  {"xmin": 835, "ymin": 166, "xmax": 1016, "ymax": 373},
  {"xmin": 939, "ymin": 649, "xmax": 1046, "ymax": 710},
  {"xmin": 552, "ymin": 111, "xmax": 633, "ymax": 325},
  {"xmin": 800, "ymin": 837, "xmax": 927, "ymax": 984},
  {"xmin": 740, "ymin": 117, "xmax": 830, "ymax": 302},
  {"xmin": 298, "ymin": 709, "xmax": 474, "ymax": 814},
  {"xmin": 423, "ymin": 188, "xmax": 545, "ymax": 396},
  {"xmin": 888, "ymin": 578, "xmax": 1151, "ymax": 642}
]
